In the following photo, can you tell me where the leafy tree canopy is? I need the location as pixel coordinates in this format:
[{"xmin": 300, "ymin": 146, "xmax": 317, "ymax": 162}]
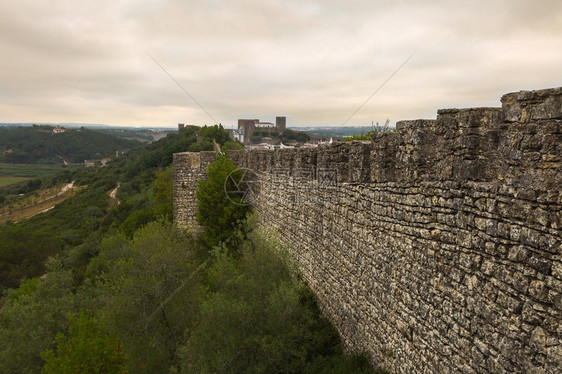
[
  {"xmin": 195, "ymin": 153, "xmax": 249, "ymax": 248},
  {"xmin": 0, "ymin": 124, "xmax": 381, "ymax": 374},
  {"xmin": 41, "ymin": 311, "xmax": 127, "ymax": 374},
  {"xmin": 222, "ymin": 139, "xmax": 244, "ymax": 151},
  {"xmin": 198, "ymin": 124, "xmax": 229, "ymax": 146},
  {"xmin": 281, "ymin": 129, "xmax": 311, "ymax": 142}
]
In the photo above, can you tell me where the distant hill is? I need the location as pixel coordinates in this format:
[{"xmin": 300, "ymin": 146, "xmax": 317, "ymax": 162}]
[
  {"xmin": 0, "ymin": 122, "xmax": 175, "ymax": 130},
  {"xmin": 0, "ymin": 125, "xmax": 142, "ymax": 164},
  {"xmin": 294, "ymin": 126, "xmax": 385, "ymax": 139},
  {"xmin": 0, "ymin": 124, "xmax": 209, "ymax": 289}
]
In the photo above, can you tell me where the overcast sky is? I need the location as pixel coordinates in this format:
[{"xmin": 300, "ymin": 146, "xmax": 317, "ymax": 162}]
[{"xmin": 1, "ymin": 0, "xmax": 561, "ymax": 128}]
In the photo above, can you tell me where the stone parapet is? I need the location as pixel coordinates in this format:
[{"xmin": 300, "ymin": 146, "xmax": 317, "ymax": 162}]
[{"xmin": 502, "ymin": 87, "xmax": 562, "ymax": 123}]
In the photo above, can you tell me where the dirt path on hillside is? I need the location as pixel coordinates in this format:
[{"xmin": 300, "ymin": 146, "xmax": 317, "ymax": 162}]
[
  {"xmin": 57, "ymin": 181, "xmax": 75, "ymax": 196},
  {"xmin": 109, "ymin": 182, "xmax": 119, "ymax": 199},
  {"xmin": 56, "ymin": 155, "xmax": 69, "ymax": 165},
  {"xmin": 108, "ymin": 182, "xmax": 120, "ymax": 206}
]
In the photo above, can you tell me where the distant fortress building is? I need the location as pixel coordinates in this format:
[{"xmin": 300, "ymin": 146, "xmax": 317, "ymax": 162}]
[{"xmin": 238, "ymin": 116, "xmax": 286, "ymax": 144}]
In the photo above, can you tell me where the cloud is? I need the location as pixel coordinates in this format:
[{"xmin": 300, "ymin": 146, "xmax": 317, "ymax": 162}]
[{"xmin": 0, "ymin": 0, "xmax": 561, "ymax": 127}]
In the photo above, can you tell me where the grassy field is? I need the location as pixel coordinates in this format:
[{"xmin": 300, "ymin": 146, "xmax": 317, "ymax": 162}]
[
  {"xmin": 0, "ymin": 163, "xmax": 80, "ymax": 178},
  {"xmin": 0, "ymin": 176, "xmax": 30, "ymax": 187},
  {"xmin": 0, "ymin": 163, "xmax": 81, "ymax": 187}
]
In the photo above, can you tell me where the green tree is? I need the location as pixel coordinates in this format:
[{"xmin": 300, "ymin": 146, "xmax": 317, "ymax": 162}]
[
  {"xmin": 195, "ymin": 153, "xmax": 248, "ymax": 248},
  {"xmin": 187, "ymin": 138, "xmax": 214, "ymax": 152},
  {"xmin": 99, "ymin": 221, "xmax": 202, "ymax": 373},
  {"xmin": 281, "ymin": 129, "xmax": 311, "ymax": 142},
  {"xmin": 178, "ymin": 225, "xmax": 376, "ymax": 374},
  {"xmin": 41, "ymin": 311, "xmax": 127, "ymax": 374},
  {"xmin": 0, "ymin": 261, "xmax": 79, "ymax": 374},
  {"xmin": 0, "ymin": 126, "xmax": 140, "ymax": 164},
  {"xmin": 179, "ymin": 232, "xmax": 306, "ymax": 373},
  {"xmin": 152, "ymin": 166, "xmax": 173, "ymax": 220},
  {"xmin": 222, "ymin": 140, "xmax": 244, "ymax": 151},
  {"xmin": 119, "ymin": 208, "xmax": 155, "ymax": 238},
  {"xmin": 197, "ymin": 124, "xmax": 229, "ymax": 146},
  {"xmin": 0, "ymin": 225, "xmax": 65, "ymax": 290}
]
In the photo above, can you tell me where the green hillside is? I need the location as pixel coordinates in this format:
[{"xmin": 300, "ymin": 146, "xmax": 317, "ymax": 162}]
[
  {"xmin": 0, "ymin": 125, "xmax": 141, "ymax": 164},
  {"xmin": 0, "ymin": 125, "xmax": 380, "ymax": 374}
]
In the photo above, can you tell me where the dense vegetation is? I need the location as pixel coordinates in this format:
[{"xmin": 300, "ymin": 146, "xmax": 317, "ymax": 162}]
[
  {"xmin": 0, "ymin": 164, "xmax": 78, "ymax": 180},
  {"xmin": 0, "ymin": 125, "xmax": 141, "ymax": 164},
  {"xmin": 0, "ymin": 124, "xmax": 214, "ymax": 209},
  {"xmin": 196, "ymin": 153, "xmax": 248, "ymax": 247},
  {"xmin": 0, "ymin": 125, "xmax": 208, "ymax": 290},
  {"xmin": 96, "ymin": 127, "xmax": 171, "ymax": 142},
  {"xmin": 302, "ymin": 126, "xmax": 371, "ymax": 139},
  {"xmin": 0, "ymin": 125, "xmax": 381, "ymax": 373},
  {"xmin": 281, "ymin": 129, "xmax": 311, "ymax": 143}
]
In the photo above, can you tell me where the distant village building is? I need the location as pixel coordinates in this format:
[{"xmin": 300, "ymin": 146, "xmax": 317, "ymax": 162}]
[
  {"xmin": 52, "ymin": 127, "xmax": 66, "ymax": 134},
  {"xmin": 279, "ymin": 142, "xmax": 294, "ymax": 149},
  {"xmin": 237, "ymin": 119, "xmax": 258, "ymax": 145},
  {"xmin": 226, "ymin": 129, "xmax": 243, "ymax": 142},
  {"xmin": 302, "ymin": 138, "xmax": 333, "ymax": 148},
  {"xmin": 255, "ymin": 121, "xmax": 276, "ymax": 129},
  {"xmin": 247, "ymin": 143, "xmax": 275, "ymax": 150}
]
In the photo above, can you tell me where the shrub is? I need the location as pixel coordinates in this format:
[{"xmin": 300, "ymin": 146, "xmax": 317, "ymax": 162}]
[
  {"xmin": 281, "ymin": 129, "xmax": 310, "ymax": 142},
  {"xmin": 221, "ymin": 140, "xmax": 244, "ymax": 151},
  {"xmin": 197, "ymin": 124, "xmax": 229, "ymax": 146},
  {"xmin": 195, "ymin": 153, "xmax": 248, "ymax": 248},
  {"xmin": 41, "ymin": 311, "xmax": 127, "ymax": 374}
]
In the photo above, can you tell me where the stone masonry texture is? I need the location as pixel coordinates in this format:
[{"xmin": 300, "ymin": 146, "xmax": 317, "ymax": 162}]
[
  {"xmin": 173, "ymin": 151, "xmax": 216, "ymax": 232},
  {"xmin": 173, "ymin": 87, "xmax": 562, "ymax": 373}
]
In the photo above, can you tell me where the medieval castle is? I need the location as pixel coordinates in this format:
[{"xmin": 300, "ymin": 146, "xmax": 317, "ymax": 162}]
[{"xmin": 237, "ymin": 116, "xmax": 287, "ymax": 144}]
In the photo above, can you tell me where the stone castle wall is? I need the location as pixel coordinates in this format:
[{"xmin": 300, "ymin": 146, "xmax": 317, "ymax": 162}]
[{"xmin": 173, "ymin": 88, "xmax": 561, "ymax": 373}]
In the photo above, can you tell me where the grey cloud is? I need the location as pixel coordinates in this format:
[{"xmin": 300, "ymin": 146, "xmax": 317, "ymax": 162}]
[{"xmin": 0, "ymin": 0, "xmax": 561, "ymax": 126}]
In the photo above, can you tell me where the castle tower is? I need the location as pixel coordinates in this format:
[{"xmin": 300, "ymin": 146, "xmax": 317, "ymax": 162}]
[
  {"xmin": 276, "ymin": 116, "xmax": 286, "ymax": 132},
  {"xmin": 238, "ymin": 119, "xmax": 258, "ymax": 144}
]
